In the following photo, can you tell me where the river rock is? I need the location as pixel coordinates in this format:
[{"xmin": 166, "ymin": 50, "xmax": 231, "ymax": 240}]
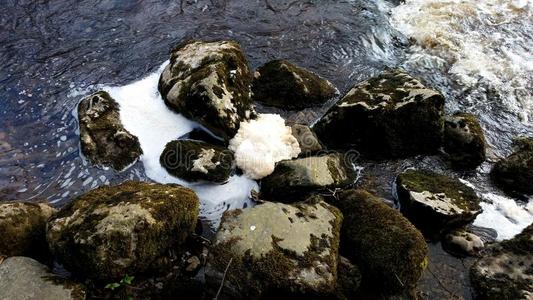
[
  {"xmin": 314, "ymin": 69, "xmax": 445, "ymax": 159},
  {"xmin": 0, "ymin": 256, "xmax": 86, "ymax": 300},
  {"xmin": 159, "ymin": 40, "xmax": 255, "ymax": 141},
  {"xmin": 160, "ymin": 140, "xmax": 234, "ymax": 183},
  {"xmin": 0, "ymin": 202, "xmax": 56, "ymax": 259},
  {"xmin": 442, "ymin": 229, "xmax": 484, "ymax": 257},
  {"xmin": 46, "ymin": 181, "xmax": 199, "ymax": 281},
  {"xmin": 252, "ymin": 59, "xmax": 337, "ymax": 110},
  {"xmin": 78, "ymin": 91, "xmax": 142, "ymax": 171},
  {"xmin": 470, "ymin": 224, "xmax": 533, "ymax": 300},
  {"xmin": 207, "ymin": 196, "xmax": 343, "ymax": 298},
  {"xmin": 443, "ymin": 112, "xmax": 486, "ymax": 169},
  {"xmin": 336, "ymin": 256, "xmax": 362, "ymax": 300},
  {"xmin": 290, "ymin": 123, "xmax": 323, "ymax": 156},
  {"xmin": 396, "ymin": 169, "xmax": 482, "ymax": 236},
  {"xmin": 260, "ymin": 153, "xmax": 356, "ymax": 202},
  {"xmin": 332, "ymin": 189, "xmax": 428, "ymax": 295},
  {"xmin": 490, "ymin": 137, "xmax": 533, "ymax": 196}
]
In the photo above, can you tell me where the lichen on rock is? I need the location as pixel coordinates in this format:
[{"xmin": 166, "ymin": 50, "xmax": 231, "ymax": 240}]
[
  {"xmin": 46, "ymin": 181, "xmax": 199, "ymax": 281},
  {"xmin": 442, "ymin": 228, "xmax": 484, "ymax": 257},
  {"xmin": 443, "ymin": 112, "xmax": 486, "ymax": 169},
  {"xmin": 289, "ymin": 123, "xmax": 323, "ymax": 156},
  {"xmin": 78, "ymin": 91, "xmax": 142, "ymax": 171}
]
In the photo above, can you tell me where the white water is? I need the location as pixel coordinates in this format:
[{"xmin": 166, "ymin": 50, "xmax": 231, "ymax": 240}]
[{"xmin": 103, "ymin": 62, "xmax": 258, "ymax": 228}]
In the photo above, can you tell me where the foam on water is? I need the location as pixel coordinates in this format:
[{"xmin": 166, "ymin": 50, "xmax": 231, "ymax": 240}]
[
  {"xmin": 390, "ymin": 0, "xmax": 533, "ymax": 122},
  {"xmin": 103, "ymin": 62, "xmax": 258, "ymax": 228}
]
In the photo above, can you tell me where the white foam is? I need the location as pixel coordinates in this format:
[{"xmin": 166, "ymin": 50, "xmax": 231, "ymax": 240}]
[
  {"xmin": 103, "ymin": 62, "xmax": 258, "ymax": 228},
  {"xmin": 229, "ymin": 114, "xmax": 301, "ymax": 179}
]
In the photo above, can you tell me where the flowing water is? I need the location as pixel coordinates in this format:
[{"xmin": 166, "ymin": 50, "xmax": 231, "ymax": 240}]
[{"xmin": 1, "ymin": 0, "xmax": 532, "ymax": 298}]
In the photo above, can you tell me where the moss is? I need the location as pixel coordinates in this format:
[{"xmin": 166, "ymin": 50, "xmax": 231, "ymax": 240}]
[
  {"xmin": 444, "ymin": 112, "xmax": 486, "ymax": 169},
  {"xmin": 252, "ymin": 59, "xmax": 336, "ymax": 110},
  {"xmin": 331, "ymin": 189, "xmax": 428, "ymax": 295},
  {"xmin": 47, "ymin": 181, "xmax": 199, "ymax": 281},
  {"xmin": 490, "ymin": 136, "xmax": 533, "ymax": 196}
]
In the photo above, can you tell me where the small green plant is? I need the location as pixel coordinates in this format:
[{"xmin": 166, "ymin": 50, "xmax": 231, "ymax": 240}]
[{"xmin": 104, "ymin": 274, "xmax": 135, "ymax": 291}]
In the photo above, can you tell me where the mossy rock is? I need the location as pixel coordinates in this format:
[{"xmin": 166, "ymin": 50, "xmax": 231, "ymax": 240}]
[
  {"xmin": 0, "ymin": 256, "xmax": 86, "ymax": 300},
  {"xmin": 159, "ymin": 40, "xmax": 256, "ymax": 141},
  {"xmin": 470, "ymin": 224, "xmax": 533, "ymax": 300},
  {"xmin": 252, "ymin": 59, "xmax": 337, "ymax": 110},
  {"xmin": 260, "ymin": 153, "xmax": 357, "ymax": 202},
  {"xmin": 490, "ymin": 137, "xmax": 533, "ymax": 196},
  {"xmin": 207, "ymin": 196, "xmax": 343, "ymax": 298},
  {"xmin": 443, "ymin": 112, "xmax": 486, "ymax": 169},
  {"xmin": 396, "ymin": 169, "xmax": 482, "ymax": 237},
  {"xmin": 290, "ymin": 123, "xmax": 323, "ymax": 156},
  {"xmin": 160, "ymin": 139, "xmax": 234, "ymax": 183},
  {"xmin": 0, "ymin": 202, "xmax": 56, "ymax": 260},
  {"xmin": 46, "ymin": 181, "xmax": 199, "ymax": 281},
  {"xmin": 336, "ymin": 256, "xmax": 362, "ymax": 300},
  {"xmin": 78, "ymin": 91, "xmax": 142, "ymax": 171},
  {"xmin": 330, "ymin": 189, "xmax": 428, "ymax": 296},
  {"xmin": 314, "ymin": 69, "xmax": 445, "ymax": 159}
]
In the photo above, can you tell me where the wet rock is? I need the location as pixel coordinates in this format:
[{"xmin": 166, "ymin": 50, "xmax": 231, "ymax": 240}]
[
  {"xmin": 290, "ymin": 123, "xmax": 323, "ymax": 156},
  {"xmin": 396, "ymin": 169, "xmax": 482, "ymax": 236},
  {"xmin": 46, "ymin": 181, "xmax": 199, "ymax": 281},
  {"xmin": 0, "ymin": 256, "xmax": 86, "ymax": 300},
  {"xmin": 252, "ymin": 59, "xmax": 337, "ymax": 110},
  {"xmin": 443, "ymin": 112, "xmax": 486, "ymax": 169},
  {"xmin": 207, "ymin": 196, "xmax": 343, "ymax": 298},
  {"xmin": 160, "ymin": 140, "xmax": 234, "ymax": 183},
  {"xmin": 314, "ymin": 69, "xmax": 445, "ymax": 159},
  {"xmin": 332, "ymin": 189, "xmax": 428, "ymax": 296},
  {"xmin": 260, "ymin": 153, "xmax": 356, "ymax": 202},
  {"xmin": 442, "ymin": 229, "xmax": 484, "ymax": 257},
  {"xmin": 490, "ymin": 137, "xmax": 533, "ymax": 196},
  {"xmin": 78, "ymin": 91, "xmax": 142, "ymax": 171},
  {"xmin": 336, "ymin": 256, "xmax": 362, "ymax": 300},
  {"xmin": 159, "ymin": 40, "xmax": 256, "ymax": 141},
  {"xmin": 470, "ymin": 224, "xmax": 533, "ymax": 300},
  {"xmin": 0, "ymin": 202, "xmax": 56, "ymax": 259}
]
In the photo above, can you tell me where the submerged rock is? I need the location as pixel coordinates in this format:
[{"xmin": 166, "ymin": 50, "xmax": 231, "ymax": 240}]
[
  {"xmin": 46, "ymin": 181, "xmax": 199, "ymax": 281},
  {"xmin": 314, "ymin": 69, "xmax": 445, "ymax": 159},
  {"xmin": 490, "ymin": 137, "xmax": 533, "ymax": 196},
  {"xmin": 443, "ymin": 112, "xmax": 486, "ymax": 169},
  {"xmin": 78, "ymin": 91, "xmax": 142, "ymax": 171},
  {"xmin": 260, "ymin": 153, "xmax": 356, "ymax": 202},
  {"xmin": 159, "ymin": 40, "xmax": 256, "ymax": 141},
  {"xmin": 396, "ymin": 169, "xmax": 482, "ymax": 236},
  {"xmin": 207, "ymin": 196, "xmax": 342, "ymax": 298},
  {"xmin": 442, "ymin": 229, "xmax": 484, "ymax": 257},
  {"xmin": 0, "ymin": 256, "xmax": 86, "ymax": 300},
  {"xmin": 290, "ymin": 123, "xmax": 323, "ymax": 156},
  {"xmin": 0, "ymin": 202, "xmax": 55, "ymax": 259},
  {"xmin": 252, "ymin": 59, "xmax": 337, "ymax": 110},
  {"xmin": 470, "ymin": 224, "xmax": 533, "ymax": 300},
  {"xmin": 160, "ymin": 140, "xmax": 234, "ymax": 183},
  {"xmin": 332, "ymin": 189, "xmax": 428, "ymax": 295}
]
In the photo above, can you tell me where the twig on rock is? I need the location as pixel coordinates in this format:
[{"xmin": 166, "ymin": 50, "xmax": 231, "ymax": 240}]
[{"xmin": 214, "ymin": 257, "xmax": 233, "ymax": 300}]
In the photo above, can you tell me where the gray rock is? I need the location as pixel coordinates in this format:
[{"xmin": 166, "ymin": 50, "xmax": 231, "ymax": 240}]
[
  {"xmin": 314, "ymin": 69, "xmax": 445, "ymax": 159},
  {"xmin": 207, "ymin": 196, "xmax": 343, "ymax": 298},
  {"xmin": 490, "ymin": 137, "xmax": 533, "ymax": 196},
  {"xmin": 159, "ymin": 40, "xmax": 256, "ymax": 141},
  {"xmin": 46, "ymin": 181, "xmax": 199, "ymax": 281},
  {"xmin": 0, "ymin": 256, "xmax": 86, "ymax": 300},
  {"xmin": 0, "ymin": 202, "xmax": 56, "ymax": 259},
  {"xmin": 443, "ymin": 229, "xmax": 484, "ymax": 257},
  {"xmin": 444, "ymin": 112, "xmax": 486, "ymax": 169},
  {"xmin": 290, "ymin": 123, "xmax": 323, "ymax": 156},
  {"xmin": 260, "ymin": 153, "xmax": 356, "ymax": 202},
  {"xmin": 78, "ymin": 91, "xmax": 142, "ymax": 171},
  {"xmin": 470, "ymin": 224, "xmax": 533, "ymax": 300}
]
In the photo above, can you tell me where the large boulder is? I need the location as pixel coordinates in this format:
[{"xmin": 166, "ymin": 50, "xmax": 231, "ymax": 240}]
[
  {"xmin": 443, "ymin": 112, "xmax": 486, "ymax": 169},
  {"xmin": 0, "ymin": 256, "xmax": 86, "ymax": 300},
  {"xmin": 470, "ymin": 224, "xmax": 533, "ymax": 300},
  {"xmin": 0, "ymin": 202, "xmax": 56, "ymax": 259},
  {"xmin": 396, "ymin": 169, "xmax": 482, "ymax": 236},
  {"xmin": 260, "ymin": 153, "xmax": 357, "ymax": 202},
  {"xmin": 252, "ymin": 59, "xmax": 337, "ymax": 110},
  {"xmin": 159, "ymin": 40, "xmax": 256, "ymax": 141},
  {"xmin": 314, "ymin": 69, "xmax": 445, "ymax": 159},
  {"xmin": 490, "ymin": 137, "xmax": 533, "ymax": 196},
  {"xmin": 290, "ymin": 123, "xmax": 323, "ymax": 156},
  {"xmin": 46, "ymin": 181, "xmax": 199, "ymax": 281},
  {"xmin": 78, "ymin": 91, "xmax": 142, "ymax": 171},
  {"xmin": 207, "ymin": 196, "xmax": 343, "ymax": 298},
  {"xmin": 332, "ymin": 189, "xmax": 428, "ymax": 296},
  {"xmin": 160, "ymin": 140, "xmax": 234, "ymax": 183}
]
